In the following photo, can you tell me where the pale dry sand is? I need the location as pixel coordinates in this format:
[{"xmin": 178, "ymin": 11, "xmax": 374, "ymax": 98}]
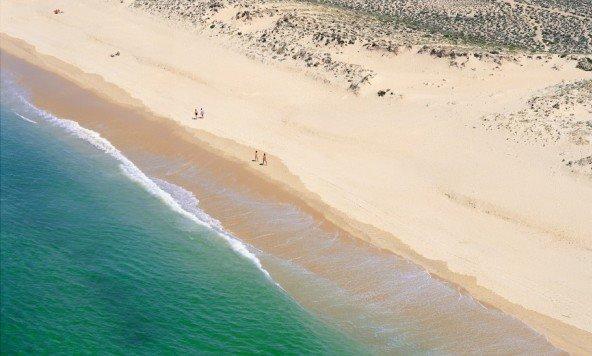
[{"xmin": 1, "ymin": 0, "xmax": 591, "ymax": 352}]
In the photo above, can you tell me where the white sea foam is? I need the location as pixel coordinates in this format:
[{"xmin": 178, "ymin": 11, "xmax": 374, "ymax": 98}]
[
  {"xmin": 13, "ymin": 91, "xmax": 271, "ymax": 279},
  {"xmin": 14, "ymin": 112, "xmax": 38, "ymax": 124}
]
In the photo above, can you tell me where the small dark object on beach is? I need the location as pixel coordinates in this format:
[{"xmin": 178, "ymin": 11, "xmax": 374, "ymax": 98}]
[
  {"xmin": 377, "ymin": 89, "xmax": 391, "ymax": 97},
  {"xmin": 576, "ymin": 58, "xmax": 592, "ymax": 72}
]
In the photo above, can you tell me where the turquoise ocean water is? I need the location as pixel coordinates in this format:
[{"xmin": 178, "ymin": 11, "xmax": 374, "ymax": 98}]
[{"xmin": 0, "ymin": 74, "xmax": 367, "ymax": 354}]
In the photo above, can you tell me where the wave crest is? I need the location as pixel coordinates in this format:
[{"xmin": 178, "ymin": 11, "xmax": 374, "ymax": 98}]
[{"xmin": 11, "ymin": 88, "xmax": 271, "ymax": 279}]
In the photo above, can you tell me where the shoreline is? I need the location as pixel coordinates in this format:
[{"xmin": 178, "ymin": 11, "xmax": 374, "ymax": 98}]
[
  {"xmin": 0, "ymin": 89, "xmax": 373, "ymax": 355},
  {"xmin": 2, "ymin": 36, "xmax": 591, "ymax": 353}
]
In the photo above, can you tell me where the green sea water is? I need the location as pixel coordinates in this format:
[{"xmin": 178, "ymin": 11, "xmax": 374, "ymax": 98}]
[{"xmin": 0, "ymin": 78, "xmax": 366, "ymax": 354}]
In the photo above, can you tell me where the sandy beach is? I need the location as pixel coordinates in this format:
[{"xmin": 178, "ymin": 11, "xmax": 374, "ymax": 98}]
[{"xmin": 1, "ymin": 0, "xmax": 591, "ymax": 352}]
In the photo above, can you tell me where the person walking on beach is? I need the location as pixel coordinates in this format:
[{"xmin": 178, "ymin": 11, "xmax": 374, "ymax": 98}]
[
  {"xmin": 253, "ymin": 150, "xmax": 259, "ymax": 162},
  {"xmin": 194, "ymin": 108, "xmax": 199, "ymax": 119},
  {"xmin": 199, "ymin": 107, "xmax": 205, "ymax": 119},
  {"xmin": 260, "ymin": 153, "xmax": 267, "ymax": 166}
]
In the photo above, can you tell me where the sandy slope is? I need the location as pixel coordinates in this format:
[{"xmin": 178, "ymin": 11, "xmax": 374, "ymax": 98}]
[{"xmin": 1, "ymin": 0, "xmax": 591, "ymax": 351}]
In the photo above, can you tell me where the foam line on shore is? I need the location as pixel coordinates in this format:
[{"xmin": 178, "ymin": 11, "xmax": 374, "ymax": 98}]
[
  {"xmin": 6, "ymin": 78, "xmax": 272, "ymax": 280},
  {"xmin": 13, "ymin": 112, "xmax": 37, "ymax": 124}
]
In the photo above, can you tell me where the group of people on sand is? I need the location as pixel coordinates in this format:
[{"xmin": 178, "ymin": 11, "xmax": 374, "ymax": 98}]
[
  {"xmin": 253, "ymin": 150, "xmax": 268, "ymax": 166},
  {"xmin": 194, "ymin": 107, "xmax": 205, "ymax": 119},
  {"xmin": 190, "ymin": 108, "xmax": 267, "ymax": 166}
]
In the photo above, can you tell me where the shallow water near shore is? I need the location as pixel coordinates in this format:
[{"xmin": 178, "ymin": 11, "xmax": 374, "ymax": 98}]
[
  {"xmin": 0, "ymin": 74, "xmax": 366, "ymax": 354},
  {"xmin": 0, "ymin": 55, "xmax": 564, "ymax": 354}
]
